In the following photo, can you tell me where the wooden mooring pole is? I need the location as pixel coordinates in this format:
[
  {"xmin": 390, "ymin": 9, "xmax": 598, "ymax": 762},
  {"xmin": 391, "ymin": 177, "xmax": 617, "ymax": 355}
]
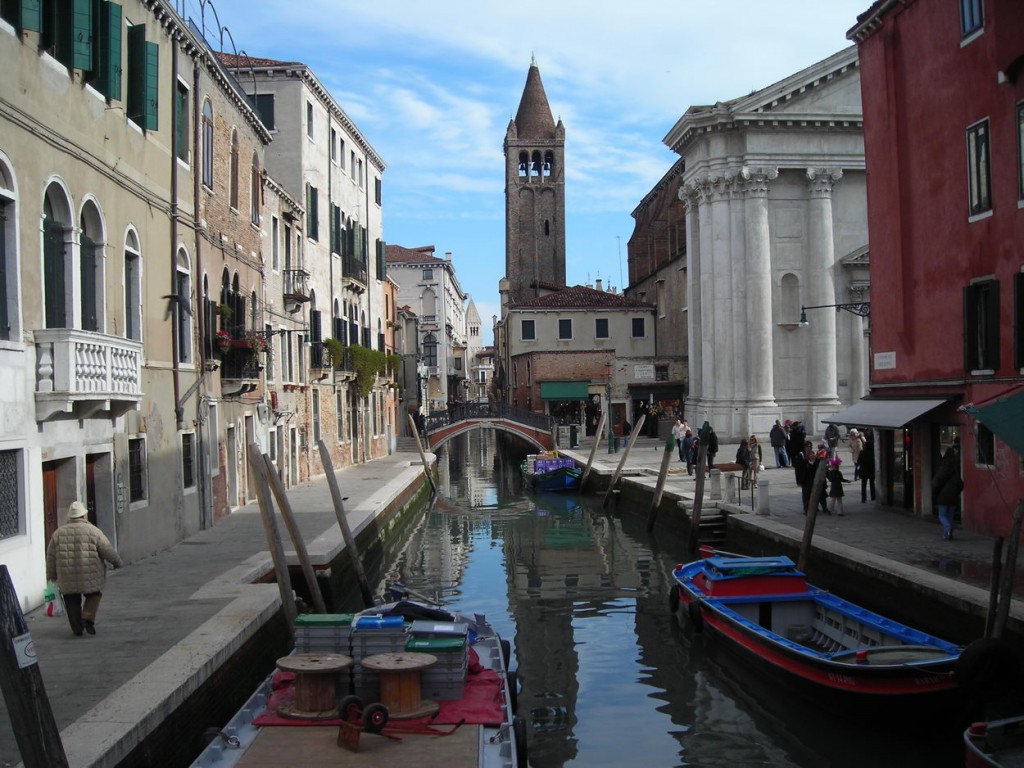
[
  {"xmin": 247, "ymin": 446, "xmax": 298, "ymax": 630},
  {"xmin": 646, "ymin": 433, "xmax": 676, "ymax": 532},
  {"xmin": 797, "ymin": 460, "xmax": 829, "ymax": 572},
  {"xmin": 407, "ymin": 413, "xmax": 437, "ymax": 493},
  {"xmin": 0, "ymin": 565, "xmax": 68, "ymax": 768},
  {"xmin": 602, "ymin": 415, "xmax": 646, "ymax": 508},
  {"xmin": 686, "ymin": 425, "xmax": 710, "ymax": 556},
  {"xmin": 579, "ymin": 410, "xmax": 607, "ymax": 494},
  {"xmin": 317, "ymin": 440, "xmax": 375, "ymax": 609},
  {"xmin": 262, "ymin": 454, "xmax": 327, "ymax": 614},
  {"xmin": 992, "ymin": 498, "xmax": 1024, "ymax": 639}
]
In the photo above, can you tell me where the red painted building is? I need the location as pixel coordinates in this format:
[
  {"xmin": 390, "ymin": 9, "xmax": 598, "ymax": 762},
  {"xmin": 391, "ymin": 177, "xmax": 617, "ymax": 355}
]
[{"xmin": 843, "ymin": 0, "xmax": 1024, "ymax": 536}]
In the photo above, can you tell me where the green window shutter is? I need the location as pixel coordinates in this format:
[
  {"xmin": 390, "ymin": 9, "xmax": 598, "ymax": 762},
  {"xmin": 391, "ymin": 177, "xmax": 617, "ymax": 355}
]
[
  {"xmin": 20, "ymin": 0, "xmax": 41, "ymax": 32},
  {"xmin": 127, "ymin": 25, "xmax": 157, "ymax": 130},
  {"xmin": 94, "ymin": 1, "xmax": 122, "ymax": 100},
  {"xmin": 70, "ymin": 0, "xmax": 92, "ymax": 70}
]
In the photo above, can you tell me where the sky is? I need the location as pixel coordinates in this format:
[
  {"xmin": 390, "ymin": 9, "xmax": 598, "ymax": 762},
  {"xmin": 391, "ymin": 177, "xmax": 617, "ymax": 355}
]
[{"xmin": 184, "ymin": 0, "xmax": 870, "ymax": 332}]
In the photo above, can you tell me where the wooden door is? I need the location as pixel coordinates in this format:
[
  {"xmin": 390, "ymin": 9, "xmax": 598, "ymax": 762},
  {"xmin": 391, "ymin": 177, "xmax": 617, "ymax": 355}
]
[{"xmin": 43, "ymin": 461, "xmax": 59, "ymax": 548}]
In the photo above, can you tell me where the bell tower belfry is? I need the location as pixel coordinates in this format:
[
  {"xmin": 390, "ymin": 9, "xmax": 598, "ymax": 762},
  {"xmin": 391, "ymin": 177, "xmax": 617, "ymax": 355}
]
[{"xmin": 504, "ymin": 58, "xmax": 566, "ymax": 306}]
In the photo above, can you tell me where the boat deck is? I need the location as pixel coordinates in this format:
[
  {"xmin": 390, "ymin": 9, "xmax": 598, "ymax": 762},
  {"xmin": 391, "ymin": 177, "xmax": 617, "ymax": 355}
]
[{"xmin": 234, "ymin": 723, "xmax": 484, "ymax": 767}]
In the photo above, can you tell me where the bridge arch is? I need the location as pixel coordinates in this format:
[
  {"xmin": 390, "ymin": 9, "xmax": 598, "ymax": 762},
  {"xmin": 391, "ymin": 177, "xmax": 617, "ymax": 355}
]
[{"xmin": 427, "ymin": 420, "xmax": 548, "ymax": 451}]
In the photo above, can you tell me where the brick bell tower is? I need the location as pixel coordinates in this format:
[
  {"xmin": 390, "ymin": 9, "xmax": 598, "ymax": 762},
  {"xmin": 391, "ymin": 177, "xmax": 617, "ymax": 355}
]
[{"xmin": 504, "ymin": 57, "xmax": 566, "ymax": 307}]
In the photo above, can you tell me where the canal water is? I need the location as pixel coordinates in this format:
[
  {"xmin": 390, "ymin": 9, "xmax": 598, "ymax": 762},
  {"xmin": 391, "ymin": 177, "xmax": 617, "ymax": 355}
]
[{"xmin": 367, "ymin": 432, "xmax": 964, "ymax": 768}]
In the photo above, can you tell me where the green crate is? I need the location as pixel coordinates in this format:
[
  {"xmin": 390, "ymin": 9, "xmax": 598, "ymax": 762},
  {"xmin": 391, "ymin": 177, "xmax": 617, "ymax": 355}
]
[
  {"xmin": 406, "ymin": 636, "xmax": 467, "ymax": 653},
  {"xmin": 295, "ymin": 613, "xmax": 354, "ymax": 627}
]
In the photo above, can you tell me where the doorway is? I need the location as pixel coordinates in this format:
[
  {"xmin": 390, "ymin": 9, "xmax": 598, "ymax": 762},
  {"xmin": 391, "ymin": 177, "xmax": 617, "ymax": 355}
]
[{"xmin": 226, "ymin": 425, "xmax": 238, "ymax": 508}]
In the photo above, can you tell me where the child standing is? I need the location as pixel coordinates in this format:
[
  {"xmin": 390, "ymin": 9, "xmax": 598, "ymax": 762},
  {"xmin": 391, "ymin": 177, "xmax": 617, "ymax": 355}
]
[{"xmin": 826, "ymin": 458, "xmax": 849, "ymax": 516}]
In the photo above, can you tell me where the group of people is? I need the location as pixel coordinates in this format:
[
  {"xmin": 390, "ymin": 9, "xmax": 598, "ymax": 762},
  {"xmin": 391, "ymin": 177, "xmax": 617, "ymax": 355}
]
[{"xmin": 671, "ymin": 419, "xmax": 719, "ymax": 476}]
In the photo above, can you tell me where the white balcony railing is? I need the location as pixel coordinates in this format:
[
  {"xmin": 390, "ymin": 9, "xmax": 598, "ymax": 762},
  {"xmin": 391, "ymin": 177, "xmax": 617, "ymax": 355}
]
[{"xmin": 35, "ymin": 329, "xmax": 143, "ymax": 420}]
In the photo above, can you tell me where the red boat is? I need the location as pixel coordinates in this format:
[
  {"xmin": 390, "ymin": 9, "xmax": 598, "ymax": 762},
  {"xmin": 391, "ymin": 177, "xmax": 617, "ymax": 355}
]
[{"xmin": 670, "ymin": 554, "xmax": 963, "ymax": 709}]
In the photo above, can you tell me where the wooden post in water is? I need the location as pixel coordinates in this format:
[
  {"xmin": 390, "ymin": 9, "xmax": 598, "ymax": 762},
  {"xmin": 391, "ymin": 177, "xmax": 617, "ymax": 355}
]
[
  {"xmin": 262, "ymin": 454, "xmax": 327, "ymax": 614},
  {"xmin": 247, "ymin": 446, "xmax": 297, "ymax": 630},
  {"xmin": 317, "ymin": 440, "xmax": 375, "ymax": 609},
  {"xmin": 985, "ymin": 537, "xmax": 1005, "ymax": 639},
  {"xmin": 406, "ymin": 413, "xmax": 437, "ymax": 493},
  {"xmin": 579, "ymin": 410, "xmax": 607, "ymax": 493},
  {"xmin": 797, "ymin": 459, "xmax": 829, "ymax": 572},
  {"xmin": 687, "ymin": 423, "xmax": 710, "ymax": 556},
  {"xmin": 646, "ymin": 433, "xmax": 676, "ymax": 532},
  {"xmin": 992, "ymin": 498, "xmax": 1024, "ymax": 639},
  {"xmin": 0, "ymin": 565, "xmax": 68, "ymax": 768},
  {"xmin": 602, "ymin": 415, "xmax": 646, "ymax": 508}
]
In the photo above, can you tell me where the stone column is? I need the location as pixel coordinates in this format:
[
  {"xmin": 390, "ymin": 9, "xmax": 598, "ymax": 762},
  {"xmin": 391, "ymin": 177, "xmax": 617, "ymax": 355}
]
[
  {"xmin": 805, "ymin": 168, "xmax": 842, "ymax": 411},
  {"xmin": 742, "ymin": 167, "xmax": 778, "ymax": 407},
  {"xmin": 697, "ymin": 180, "xmax": 716, "ymax": 408},
  {"xmin": 682, "ymin": 188, "xmax": 702, "ymax": 403},
  {"xmin": 729, "ymin": 175, "xmax": 748, "ymax": 403},
  {"xmin": 709, "ymin": 176, "xmax": 734, "ymax": 402}
]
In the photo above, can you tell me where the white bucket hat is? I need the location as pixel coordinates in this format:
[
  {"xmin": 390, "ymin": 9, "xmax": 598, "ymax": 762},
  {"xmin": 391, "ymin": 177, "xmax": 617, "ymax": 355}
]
[{"xmin": 68, "ymin": 501, "xmax": 88, "ymax": 519}]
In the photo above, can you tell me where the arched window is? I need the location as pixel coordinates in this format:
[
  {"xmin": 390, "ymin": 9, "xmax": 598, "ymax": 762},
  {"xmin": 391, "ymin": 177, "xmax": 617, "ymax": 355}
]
[
  {"xmin": 518, "ymin": 151, "xmax": 529, "ymax": 178},
  {"xmin": 42, "ymin": 182, "xmax": 73, "ymax": 329},
  {"xmin": 124, "ymin": 228, "xmax": 142, "ymax": 341},
  {"xmin": 250, "ymin": 290, "xmax": 258, "ymax": 331},
  {"xmin": 348, "ymin": 301, "xmax": 358, "ymax": 347},
  {"xmin": 0, "ymin": 156, "xmax": 18, "ymax": 341},
  {"xmin": 341, "ymin": 300, "xmax": 349, "ymax": 344},
  {"xmin": 229, "ymin": 130, "xmax": 239, "ymax": 210},
  {"xmin": 79, "ymin": 199, "xmax": 105, "ymax": 332},
  {"xmin": 360, "ymin": 310, "xmax": 367, "ymax": 347},
  {"xmin": 531, "ymin": 150, "xmax": 542, "ymax": 177},
  {"xmin": 422, "ymin": 287, "xmax": 436, "ymax": 317},
  {"xmin": 201, "ymin": 100, "xmax": 214, "ymax": 189},
  {"xmin": 175, "ymin": 248, "xmax": 193, "ymax": 364},
  {"xmin": 543, "ymin": 150, "xmax": 554, "ymax": 177},
  {"xmin": 422, "ymin": 332, "xmax": 437, "ymax": 367},
  {"xmin": 250, "ymin": 152, "xmax": 260, "ymax": 225},
  {"xmin": 780, "ymin": 273, "xmax": 800, "ymax": 325}
]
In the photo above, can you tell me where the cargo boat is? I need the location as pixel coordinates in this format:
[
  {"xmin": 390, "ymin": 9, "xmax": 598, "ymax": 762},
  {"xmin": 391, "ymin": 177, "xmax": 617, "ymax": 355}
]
[{"xmin": 520, "ymin": 451, "xmax": 581, "ymax": 492}]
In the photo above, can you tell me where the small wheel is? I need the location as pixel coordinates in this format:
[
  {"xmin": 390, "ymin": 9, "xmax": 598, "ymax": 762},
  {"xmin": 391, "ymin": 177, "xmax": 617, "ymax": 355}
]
[
  {"xmin": 513, "ymin": 716, "xmax": 528, "ymax": 768},
  {"xmin": 337, "ymin": 694, "xmax": 363, "ymax": 722},
  {"xmin": 667, "ymin": 585, "xmax": 680, "ymax": 613},
  {"xmin": 362, "ymin": 703, "xmax": 389, "ymax": 733},
  {"xmin": 687, "ymin": 600, "xmax": 704, "ymax": 633},
  {"xmin": 506, "ymin": 669, "xmax": 519, "ymax": 714}
]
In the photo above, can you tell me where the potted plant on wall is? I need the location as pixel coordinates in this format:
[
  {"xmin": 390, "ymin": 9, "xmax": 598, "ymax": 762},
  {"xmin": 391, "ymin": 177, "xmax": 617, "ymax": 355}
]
[{"xmin": 215, "ymin": 329, "xmax": 232, "ymax": 353}]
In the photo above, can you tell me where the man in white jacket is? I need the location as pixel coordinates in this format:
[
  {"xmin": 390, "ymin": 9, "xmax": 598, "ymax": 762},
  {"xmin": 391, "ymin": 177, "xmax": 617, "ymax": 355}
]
[{"xmin": 45, "ymin": 501, "xmax": 122, "ymax": 636}]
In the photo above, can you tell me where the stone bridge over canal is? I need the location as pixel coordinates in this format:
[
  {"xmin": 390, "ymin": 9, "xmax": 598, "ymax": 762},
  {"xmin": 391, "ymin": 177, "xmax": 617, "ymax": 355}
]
[{"xmin": 424, "ymin": 403, "xmax": 555, "ymax": 451}]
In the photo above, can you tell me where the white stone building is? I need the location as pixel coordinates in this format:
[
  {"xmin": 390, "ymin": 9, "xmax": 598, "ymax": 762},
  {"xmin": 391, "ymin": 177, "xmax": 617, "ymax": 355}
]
[{"xmin": 664, "ymin": 46, "xmax": 869, "ymax": 440}]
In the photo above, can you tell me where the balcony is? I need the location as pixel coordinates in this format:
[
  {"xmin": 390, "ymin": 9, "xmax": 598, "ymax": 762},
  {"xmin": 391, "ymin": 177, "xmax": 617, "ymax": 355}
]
[
  {"xmin": 34, "ymin": 329, "xmax": 143, "ymax": 421},
  {"xmin": 341, "ymin": 254, "xmax": 367, "ymax": 293},
  {"xmin": 283, "ymin": 267, "xmax": 311, "ymax": 310}
]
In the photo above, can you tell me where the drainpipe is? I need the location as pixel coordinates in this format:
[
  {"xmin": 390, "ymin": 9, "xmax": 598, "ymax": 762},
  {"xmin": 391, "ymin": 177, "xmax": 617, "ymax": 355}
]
[
  {"xmin": 192, "ymin": 57, "xmax": 212, "ymax": 530},
  {"xmin": 170, "ymin": 47, "xmax": 182, "ymax": 430}
]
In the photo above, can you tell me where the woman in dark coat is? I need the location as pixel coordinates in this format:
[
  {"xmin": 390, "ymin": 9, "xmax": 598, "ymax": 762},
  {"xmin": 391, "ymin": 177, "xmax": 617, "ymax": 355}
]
[
  {"xmin": 857, "ymin": 436, "xmax": 876, "ymax": 503},
  {"xmin": 933, "ymin": 446, "xmax": 963, "ymax": 540}
]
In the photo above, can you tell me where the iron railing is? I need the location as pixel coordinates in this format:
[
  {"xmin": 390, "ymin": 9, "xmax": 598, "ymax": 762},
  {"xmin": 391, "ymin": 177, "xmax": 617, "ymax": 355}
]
[{"xmin": 424, "ymin": 402, "xmax": 553, "ymax": 434}]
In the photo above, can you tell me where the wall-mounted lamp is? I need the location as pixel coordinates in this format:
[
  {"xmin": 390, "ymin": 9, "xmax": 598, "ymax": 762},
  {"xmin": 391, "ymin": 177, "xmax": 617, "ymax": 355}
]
[{"xmin": 799, "ymin": 302, "xmax": 870, "ymax": 326}]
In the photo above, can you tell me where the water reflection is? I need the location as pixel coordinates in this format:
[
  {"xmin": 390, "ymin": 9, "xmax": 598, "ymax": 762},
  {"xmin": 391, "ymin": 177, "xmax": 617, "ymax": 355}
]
[{"xmin": 378, "ymin": 432, "xmax": 962, "ymax": 767}]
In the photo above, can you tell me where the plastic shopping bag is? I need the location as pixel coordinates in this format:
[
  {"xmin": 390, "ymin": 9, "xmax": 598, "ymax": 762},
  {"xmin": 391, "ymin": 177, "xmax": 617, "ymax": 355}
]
[{"xmin": 43, "ymin": 580, "xmax": 65, "ymax": 617}]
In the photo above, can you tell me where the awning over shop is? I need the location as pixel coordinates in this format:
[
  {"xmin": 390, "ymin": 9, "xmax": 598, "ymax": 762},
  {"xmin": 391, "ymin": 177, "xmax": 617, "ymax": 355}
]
[
  {"xmin": 822, "ymin": 398, "xmax": 950, "ymax": 429},
  {"xmin": 965, "ymin": 386, "xmax": 1024, "ymax": 457},
  {"xmin": 540, "ymin": 381, "xmax": 589, "ymax": 401}
]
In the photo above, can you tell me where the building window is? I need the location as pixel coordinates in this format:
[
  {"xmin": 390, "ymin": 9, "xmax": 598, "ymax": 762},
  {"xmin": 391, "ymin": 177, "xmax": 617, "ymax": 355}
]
[
  {"xmin": 0, "ymin": 195, "xmax": 9, "ymax": 342},
  {"xmin": 128, "ymin": 436, "xmax": 147, "ymax": 502},
  {"xmin": 306, "ymin": 101, "xmax": 314, "ymax": 139},
  {"xmin": 88, "ymin": 0, "xmax": 122, "ymax": 101},
  {"xmin": 558, "ymin": 318, "xmax": 572, "ymax": 339},
  {"xmin": 330, "ymin": 127, "xmax": 338, "ymax": 163},
  {"xmin": 655, "ymin": 365, "xmax": 669, "ymax": 382},
  {"xmin": 521, "ymin": 319, "xmax": 535, "ymax": 341},
  {"xmin": 470, "ymin": 325, "xmax": 479, "ymax": 336},
  {"xmin": 271, "ymin": 216, "xmax": 280, "ymax": 271},
  {"xmin": 250, "ymin": 152, "xmax": 260, "ymax": 225},
  {"xmin": 306, "ymin": 183, "xmax": 319, "ymax": 241},
  {"xmin": 422, "ymin": 268, "xmax": 433, "ymax": 281},
  {"xmin": 43, "ymin": 188, "xmax": 70, "ymax": 329},
  {"xmin": 1016, "ymin": 272, "xmax": 1024, "ymax": 369},
  {"xmin": 124, "ymin": 229, "xmax": 142, "ymax": 341},
  {"xmin": 632, "ymin": 317, "xmax": 646, "ymax": 338},
  {"xmin": 175, "ymin": 249, "xmax": 193, "ymax": 364},
  {"xmin": 0, "ymin": 449, "xmax": 22, "ymax": 540},
  {"xmin": 208, "ymin": 401, "xmax": 219, "ymax": 475},
  {"xmin": 201, "ymin": 99, "xmax": 214, "ymax": 188},
  {"xmin": 126, "ymin": 24, "xmax": 158, "ymax": 131},
  {"xmin": 964, "ymin": 279, "xmax": 1000, "ymax": 373},
  {"xmin": 1017, "ymin": 103, "xmax": 1024, "ymax": 201},
  {"xmin": 181, "ymin": 432, "xmax": 196, "ymax": 489},
  {"xmin": 175, "ymin": 80, "xmax": 189, "ymax": 163},
  {"xmin": 339, "ymin": 139, "xmax": 346, "ymax": 170},
  {"xmin": 960, "ymin": 0, "xmax": 983, "ymax": 38},
  {"xmin": 358, "ymin": 159, "xmax": 364, "ymax": 188},
  {"xmin": 375, "ymin": 177, "xmax": 382, "ymax": 206},
  {"xmin": 229, "ymin": 130, "xmax": 240, "ymax": 210},
  {"xmin": 79, "ymin": 200, "xmax": 104, "ymax": 333},
  {"xmin": 312, "ymin": 389, "xmax": 321, "ymax": 444},
  {"xmin": 337, "ymin": 391, "xmax": 345, "ymax": 441},
  {"xmin": 976, "ymin": 423, "xmax": 995, "ymax": 467},
  {"xmin": 422, "ymin": 332, "xmax": 437, "ymax": 367},
  {"xmin": 595, "ymin": 318, "xmax": 609, "ymax": 339},
  {"xmin": 967, "ymin": 120, "xmax": 991, "ymax": 217},
  {"xmin": 254, "ymin": 93, "xmax": 275, "ymax": 130}
]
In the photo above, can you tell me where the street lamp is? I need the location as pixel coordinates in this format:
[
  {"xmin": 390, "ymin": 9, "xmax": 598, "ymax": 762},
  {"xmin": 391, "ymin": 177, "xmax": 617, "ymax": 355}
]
[{"xmin": 799, "ymin": 302, "xmax": 871, "ymax": 326}]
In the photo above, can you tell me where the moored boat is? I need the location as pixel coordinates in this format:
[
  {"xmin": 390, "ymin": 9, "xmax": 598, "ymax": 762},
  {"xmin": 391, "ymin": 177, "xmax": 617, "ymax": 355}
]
[
  {"xmin": 520, "ymin": 452, "xmax": 581, "ymax": 492},
  {"xmin": 192, "ymin": 587, "xmax": 525, "ymax": 768},
  {"xmin": 965, "ymin": 717, "xmax": 1024, "ymax": 767},
  {"xmin": 669, "ymin": 553, "xmax": 964, "ymax": 711}
]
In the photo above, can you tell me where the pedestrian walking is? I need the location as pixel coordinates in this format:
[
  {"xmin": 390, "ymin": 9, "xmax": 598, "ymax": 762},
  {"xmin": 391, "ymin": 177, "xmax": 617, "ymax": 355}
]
[
  {"xmin": 682, "ymin": 429, "xmax": 697, "ymax": 475},
  {"xmin": 45, "ymin": 501, "xmax": 122, "ymax": 636},
  {"xmin": 706, "ymin": 426, "xmax": 719, "ymax": 474},
  {"xmin": 824, "ymin": 423, "xmax": 841, "ymax": 458},
  {"xmin": 672, "ymin": 418, "xmax": 687, "ymax": 462},
  {"xmin": 933, "ymin": 442, "xmax": 963, "ymax": 540},
  {"xmin": 848, "ymin": 428, "xmax": 865, "ymax": 479},
  {"xmin": 769, "ymin": 420, "xmax": 789, "ymax": 468},
  {"xmin": 826, "ymin": 458, "xmax": 850, "ymax": 516},
  {"xmin": 857, "ymin": 434, "xmax": 876, "ymax": 503},
  {"xmin": 787, "ymin": 421, "xmax": 806, "ymax": 465},
  {"xmin": 736, "ymin": 438, "xmax": 752, "ymax": 490}
]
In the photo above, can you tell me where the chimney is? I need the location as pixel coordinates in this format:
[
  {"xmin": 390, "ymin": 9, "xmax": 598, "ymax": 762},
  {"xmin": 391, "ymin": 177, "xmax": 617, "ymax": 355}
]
[
  {"xmin": 595, "ymin": 278, "xmax": 603, "ymax": 292},
  {"xmin": 445, "ymin": 251, "xmax": 452, "ymax": 261}
]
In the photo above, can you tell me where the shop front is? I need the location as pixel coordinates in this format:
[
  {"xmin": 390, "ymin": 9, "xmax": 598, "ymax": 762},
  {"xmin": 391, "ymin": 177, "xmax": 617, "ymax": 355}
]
[
  {"xmin": 541, "ymin": 381, "xmax": 589, "ymax": 447},
  {"xmin": 628, "ymin": 384, "xmax": 685, "ymax": 438}
]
